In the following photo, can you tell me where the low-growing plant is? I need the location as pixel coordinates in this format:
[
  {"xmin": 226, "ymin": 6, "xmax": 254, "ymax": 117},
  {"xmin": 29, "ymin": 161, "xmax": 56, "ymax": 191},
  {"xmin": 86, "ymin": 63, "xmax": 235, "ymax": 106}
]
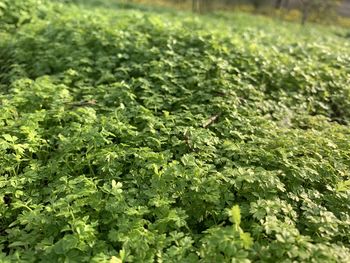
[{"xmin": 0, "ymin": 0, "xmax": 349, "ymax": 262}]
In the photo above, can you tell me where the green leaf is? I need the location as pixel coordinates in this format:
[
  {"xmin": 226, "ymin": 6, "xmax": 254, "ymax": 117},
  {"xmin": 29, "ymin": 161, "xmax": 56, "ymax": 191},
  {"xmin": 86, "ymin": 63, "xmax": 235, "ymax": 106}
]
[
  {"xmin": 2, "ymin": 134, "xmax": 17, "ymax": 142},
  {"xmin": 229, "ymin": 205, "xmax": 241, "ymax": 227},
  {"xmin": 336, "ymin": 180, "xmax": 350, "ymax": 192}
]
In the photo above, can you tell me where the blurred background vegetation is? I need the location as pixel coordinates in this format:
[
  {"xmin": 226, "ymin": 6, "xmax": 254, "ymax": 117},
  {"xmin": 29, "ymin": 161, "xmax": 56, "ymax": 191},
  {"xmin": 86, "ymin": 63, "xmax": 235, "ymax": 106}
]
[{"xmin": 116, "ymin": 0, "xmax": 350, "ymax": 26}]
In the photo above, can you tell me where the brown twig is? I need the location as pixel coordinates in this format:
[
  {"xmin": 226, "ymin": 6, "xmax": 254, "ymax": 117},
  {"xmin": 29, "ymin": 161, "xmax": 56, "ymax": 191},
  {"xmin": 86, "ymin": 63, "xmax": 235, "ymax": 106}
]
[
  {"xmin": 67, "ymin": 99, "xmax": 97, "ymax": 107},
  {"xmin": 183, "ymin": 129, "xmax": 193, "ymax": 151},
  {"xmin": 203, "ymin": 114, "xmax": 220, "ymax": 128}
]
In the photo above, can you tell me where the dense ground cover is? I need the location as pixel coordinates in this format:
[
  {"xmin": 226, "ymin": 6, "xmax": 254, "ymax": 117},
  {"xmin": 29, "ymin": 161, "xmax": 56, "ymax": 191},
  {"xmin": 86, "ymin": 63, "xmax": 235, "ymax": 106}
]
[{"xmin": 0, "ymin": 0, "xmax": 350, "ymax": 262}]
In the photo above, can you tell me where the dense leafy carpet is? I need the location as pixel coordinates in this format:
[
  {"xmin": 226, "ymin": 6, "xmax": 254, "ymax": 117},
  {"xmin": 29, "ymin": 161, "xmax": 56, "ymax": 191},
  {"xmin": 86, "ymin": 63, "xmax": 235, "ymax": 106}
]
[{"xmin": 0, "ymin": 0, "xmax": 350, "ymax": 262}]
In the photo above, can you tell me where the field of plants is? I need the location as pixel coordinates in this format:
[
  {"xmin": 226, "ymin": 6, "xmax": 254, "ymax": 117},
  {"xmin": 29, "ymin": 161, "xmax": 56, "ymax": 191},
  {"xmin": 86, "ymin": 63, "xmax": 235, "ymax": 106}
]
[{"xmin": 0, "ymin": 0, "xmax": 350, "ymax": 262}]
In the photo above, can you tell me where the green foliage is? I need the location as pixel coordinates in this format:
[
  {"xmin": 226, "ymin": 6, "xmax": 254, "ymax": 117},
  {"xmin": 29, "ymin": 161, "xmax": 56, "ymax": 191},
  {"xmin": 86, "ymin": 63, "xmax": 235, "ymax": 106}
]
[
  {"xmin": 0, "ymin": 0, "xmax": 349, "ymax": 262},
  {"xmin": 0, "ymin": 0, "xmax": 46, "ymax": 29}
]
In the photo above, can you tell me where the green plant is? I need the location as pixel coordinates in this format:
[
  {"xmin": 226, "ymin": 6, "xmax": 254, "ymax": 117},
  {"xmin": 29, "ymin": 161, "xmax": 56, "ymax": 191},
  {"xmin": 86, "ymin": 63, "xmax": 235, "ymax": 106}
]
[{"xmin": 0, "ymin": 1, "xmax": 349, "ymax": 262}]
